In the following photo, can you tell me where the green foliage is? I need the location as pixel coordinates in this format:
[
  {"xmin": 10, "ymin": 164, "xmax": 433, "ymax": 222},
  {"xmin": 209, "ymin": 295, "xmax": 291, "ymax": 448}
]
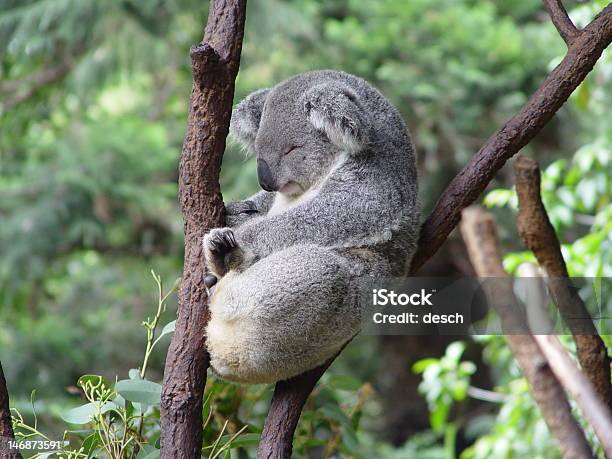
[
  {"xmin": 1, "ymin": 0, "xmax": 610, "ymax": 457},
  {"xmin": 413, "ymin": 342, "xmax": 476, "ymax": 433}
]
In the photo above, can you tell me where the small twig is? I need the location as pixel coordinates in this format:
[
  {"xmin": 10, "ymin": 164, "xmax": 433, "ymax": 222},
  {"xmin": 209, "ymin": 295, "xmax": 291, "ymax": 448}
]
[
  {"xmin": 514, "ymin": 155, "xmax": 612, "ymax": 409},
  {"xmin": 543, "ymin": 0, "xmax": 579, "ymax": 45},
  {"xmin": 0, "ymin": 362, "xmax": 22, "ymax": 459},
  {"xmin": 467, "ymin": 386, "xmax": 508, "ymax": 404},
  {"xmin": 460, "ymin": 207, "xmax": 593, "ymax": 459}
]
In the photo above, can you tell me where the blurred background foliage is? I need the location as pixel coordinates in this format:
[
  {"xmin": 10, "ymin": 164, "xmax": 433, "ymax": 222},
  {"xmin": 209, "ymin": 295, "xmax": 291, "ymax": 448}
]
[{"xmin": 0, "ymin": 0, "xmax": 610, "ymax": 457}]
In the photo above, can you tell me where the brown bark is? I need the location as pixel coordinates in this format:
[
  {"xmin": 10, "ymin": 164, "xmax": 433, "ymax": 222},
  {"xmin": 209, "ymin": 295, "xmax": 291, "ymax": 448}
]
[
  {"xmin": 0, "ymin": 362, "xmax": 22, "ymax": 459},
  {"xmin": 409, "ymin": 3, "xmax": 612, "ymax": 273},
  {"xmin": 159, "ymin": 1, "xmax": 246, "ymax": 458},
  {"xmin": 544, "ymin": 0, "xmax": 579, "ymax": 45},
  {"xmin": 258, "ymin": 362, "xmax": 332, "ymax": 459},
  {"xmin": 514, "ymin": 155, "xmax": 612, "ymax": 409},
  {"xmin": 460, "ymin": 207, "xmax": 593, "ymax": 459}
]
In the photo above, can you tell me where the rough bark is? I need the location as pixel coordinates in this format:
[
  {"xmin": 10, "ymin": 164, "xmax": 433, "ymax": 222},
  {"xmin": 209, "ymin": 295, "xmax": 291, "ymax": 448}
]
[
  {"xmin": 258, "ymin": 362, "xmax": 332, "ymax": 459},
  {"xmin": 543, "ymin": 0, "xmax": 579, "ymax": 45},
  {"xmin": 409, "ymin": 3, "xmax": 612, "ymax": 273},
  {"xmin": 460, "ymin": 207, "xmax": 593, "ymax": 459},
  {"xmin": 514, "ymin": 155, "xmax": 612, "ymax": 409},
  {"xmin": 159, "ymin": 1, "xmax": 246, "ymax": 458},
  {"xmin": 0, "ymin": 362, "xmax": 22, "ymax": 459}
]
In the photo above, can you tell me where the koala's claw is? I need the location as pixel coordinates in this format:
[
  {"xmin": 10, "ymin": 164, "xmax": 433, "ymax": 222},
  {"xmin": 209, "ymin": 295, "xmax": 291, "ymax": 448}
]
[{"xmin": 205, "ymin": 227, "xmax": 237, "ymax": 255}]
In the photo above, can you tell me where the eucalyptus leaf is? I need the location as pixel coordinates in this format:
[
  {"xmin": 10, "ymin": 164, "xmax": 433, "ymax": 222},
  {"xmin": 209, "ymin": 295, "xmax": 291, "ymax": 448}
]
[{"xmin": 116, "ymin": 379, "xmax": 162, "ymax": 405}]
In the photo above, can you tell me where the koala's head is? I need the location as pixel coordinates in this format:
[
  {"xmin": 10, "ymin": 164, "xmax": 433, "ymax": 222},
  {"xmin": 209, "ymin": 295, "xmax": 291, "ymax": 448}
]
[{"xmin": 230, "ymin": 74, "xmax": 371, "ymax": 196}]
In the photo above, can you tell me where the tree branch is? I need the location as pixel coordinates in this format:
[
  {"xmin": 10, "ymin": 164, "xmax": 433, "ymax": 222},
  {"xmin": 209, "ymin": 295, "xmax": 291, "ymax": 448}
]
[
  {"xmin": 159, "ymin": 1, "xmax": 246, "ymax": 457},
  {"xmin": 514, "ymin": 155, "xmax": 612, "ymax": 409},
  {"xmin": 258, "ymin": 361, "xmax": 332, "ymax": 458},
  {"xmin": 543, "ymin": 0, "xmax": 579, "ymax": 45},
  {"xmin": 0, "ymin": 361, "xmax": 22, "ymax": 459},
  {"xmin": 460, "ymin": 207, "xmax": 593, "ymax": 459},
  {"xmin": 410, "ymin": 3, "xmax": 612, "ymax": 273}
]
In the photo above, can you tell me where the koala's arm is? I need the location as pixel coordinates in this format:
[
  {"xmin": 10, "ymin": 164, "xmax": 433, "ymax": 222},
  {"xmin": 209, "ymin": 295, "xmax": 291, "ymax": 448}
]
[
  {"xmin": 234, "ymin": 187, "xmax": 407, "ymax": 260},
  {"xmin": 225, "ymin": 190, "xmax": 275, "ymax": 227}
]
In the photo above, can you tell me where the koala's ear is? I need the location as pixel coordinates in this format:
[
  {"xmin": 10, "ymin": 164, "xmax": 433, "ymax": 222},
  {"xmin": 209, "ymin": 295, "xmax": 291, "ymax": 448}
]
[
  {"xmin": 300, "ymin": 82, "xmax": 371, "ymax": 154},
  {"xmin": 229, "ymin": 88, "xmax": 270, "ymax": 150}
]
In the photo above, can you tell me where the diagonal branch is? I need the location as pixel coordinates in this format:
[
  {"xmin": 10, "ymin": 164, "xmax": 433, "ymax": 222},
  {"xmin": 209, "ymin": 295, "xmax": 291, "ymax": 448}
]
[
  {"xmin": 543, "ymin": 0, "xmax": 579, "ymax": 45},
  {"xmin": 460, "ymin": 207, "xmax": 594, "ymax": 459},
  {"xmin": 159, "ymin": 1, "xmax": 246, "ymax": 457},
  {"xmin": 410, "ymin": 3, "xmax": 612, "ymax": 273},
  {"xmin": 514, "ymin": 155, "xmax": 612, "ymax": 409}
]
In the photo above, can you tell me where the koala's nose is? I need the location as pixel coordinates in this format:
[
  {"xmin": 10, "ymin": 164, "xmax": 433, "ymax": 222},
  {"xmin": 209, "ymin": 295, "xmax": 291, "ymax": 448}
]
[{"xmin": 257, "ymin": 158, "xmax": 277, "ymax": 192}]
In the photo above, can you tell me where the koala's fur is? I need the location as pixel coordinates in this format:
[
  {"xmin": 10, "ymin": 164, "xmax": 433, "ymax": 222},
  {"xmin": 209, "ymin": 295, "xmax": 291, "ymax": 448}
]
[{"xmin": 204, "ymin": 70, "xmax": 419, "ymax": 384}]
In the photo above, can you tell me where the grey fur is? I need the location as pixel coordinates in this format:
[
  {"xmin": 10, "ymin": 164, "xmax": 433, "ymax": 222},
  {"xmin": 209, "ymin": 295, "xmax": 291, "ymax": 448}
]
[{"xmin": 204, "ymin": 70, "xmax": 419, "ymax": 384}]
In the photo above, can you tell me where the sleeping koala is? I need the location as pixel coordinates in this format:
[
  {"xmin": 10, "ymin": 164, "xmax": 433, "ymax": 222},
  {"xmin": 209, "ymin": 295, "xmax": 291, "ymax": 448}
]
[{"xmin": 204, "ymin": 70, "xmax": 419, "ymax": 384}]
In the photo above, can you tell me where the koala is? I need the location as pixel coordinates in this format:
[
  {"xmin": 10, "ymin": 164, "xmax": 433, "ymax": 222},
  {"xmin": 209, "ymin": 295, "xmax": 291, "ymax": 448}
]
[{"xmin": 204, "ymin": 70, "xmax": 419, "ymax": 384}]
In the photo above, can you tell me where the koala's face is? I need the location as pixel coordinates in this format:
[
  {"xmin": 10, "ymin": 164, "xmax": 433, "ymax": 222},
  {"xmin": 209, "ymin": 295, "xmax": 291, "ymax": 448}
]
[
  {"xmin": 230, "ymin": 72, "xmax": 370, "ymax": 197},
  {"xmin": 253, "ymin": 86, "xmax": 340, "ymax": 196}
]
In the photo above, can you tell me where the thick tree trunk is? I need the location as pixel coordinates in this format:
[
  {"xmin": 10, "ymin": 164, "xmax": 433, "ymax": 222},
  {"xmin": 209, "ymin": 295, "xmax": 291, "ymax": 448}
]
[{"xmin": 159, "ymin": 1, "xmax": 246, "ymax": 457}]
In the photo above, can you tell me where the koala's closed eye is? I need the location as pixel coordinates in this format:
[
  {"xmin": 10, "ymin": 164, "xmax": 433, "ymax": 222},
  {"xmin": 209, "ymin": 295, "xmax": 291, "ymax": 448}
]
[{"xmin": 283, "ymin": 145, "xmax": 302, "ymax": 156}]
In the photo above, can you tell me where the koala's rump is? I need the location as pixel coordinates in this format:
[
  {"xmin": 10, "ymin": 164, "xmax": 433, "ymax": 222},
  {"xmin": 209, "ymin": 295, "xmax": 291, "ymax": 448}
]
[{"xmin": 206, "ymin": 244, "xmax": 362, "ymax": 384}]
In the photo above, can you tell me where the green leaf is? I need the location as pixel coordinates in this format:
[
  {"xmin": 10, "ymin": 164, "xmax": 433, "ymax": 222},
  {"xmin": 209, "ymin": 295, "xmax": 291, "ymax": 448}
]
[
  {"xmin": 158, "ymin": 320, "xmax": 176, "ymax": 338},
  {"xmin": 445, "ymin": 341, "xmax": 466, "ymax": 363},
  {"xmin": 326, "ymin": 374, "xmax": 362, "ymax": 391},
  {"xmin": 320, "ymin": 404, "xmax": 351, "ymax": 428},
  {"xmin": 129, "ymin": 368, "xmax": 142, "ymax": 380},
  {"xmin": 82, "ymin": 432, "xmax": 102, "ymax": 454},
  {"xmin": 412, "ymin": 358, "xmax": 438, "ymax": 374},
  {"xmin": 61, "ymin": 401, "xmax": 118, "ymax": 424},
  {"xmin": 116, "ymin": 379, "xmax": 162, "ymax": 405},
  {"xmin": 430, "ymin": 402, "xmax": 450, "ymax": 432}
]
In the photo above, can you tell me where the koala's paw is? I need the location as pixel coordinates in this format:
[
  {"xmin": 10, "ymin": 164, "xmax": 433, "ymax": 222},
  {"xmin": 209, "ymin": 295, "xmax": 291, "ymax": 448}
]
[
  {"xmin": 204, "ymin": 227, "xmax": 237, "ymax": 256},
  {"xmin": 203, "ymin": 227, "xmax": 238, "ymax": 279}
]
